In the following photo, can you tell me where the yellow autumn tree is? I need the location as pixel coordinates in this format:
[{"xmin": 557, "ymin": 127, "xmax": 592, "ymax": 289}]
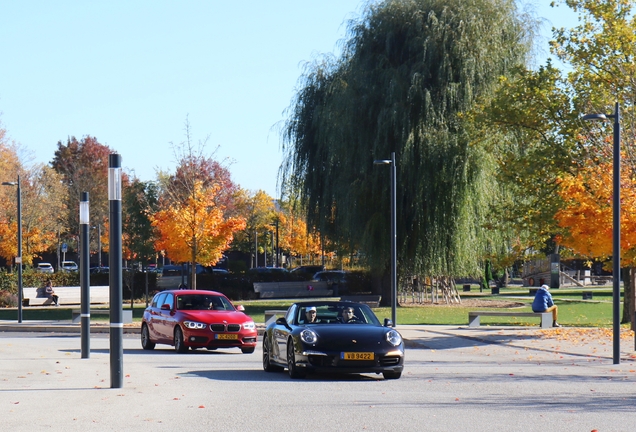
[
  {"xmin": 278, "ymin": 202, "xmax": 321, "ymax": 266},
  {"xmin": 1, "ymin": 130, "xmax": 65, "ymax": 267},
  {"xmin": 151, "ymin": 180, "xmax": 245, "ymax": 289}
]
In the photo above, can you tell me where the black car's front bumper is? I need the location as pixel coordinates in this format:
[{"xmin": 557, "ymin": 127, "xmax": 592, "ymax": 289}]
[{"xmin": 295, "ymin": 348, "xmax": 404, "ymax": 375}]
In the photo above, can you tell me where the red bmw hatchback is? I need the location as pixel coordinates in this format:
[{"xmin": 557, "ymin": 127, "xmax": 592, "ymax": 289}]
[{"xmin": 141, "ymin": 289, "xmax": 257, "ymax": 354}]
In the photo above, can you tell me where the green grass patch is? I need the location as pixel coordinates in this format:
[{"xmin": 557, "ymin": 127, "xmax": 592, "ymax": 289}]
[{"xmin": 0, "ymin": 287, "xmax": 626, "ymax": 328}]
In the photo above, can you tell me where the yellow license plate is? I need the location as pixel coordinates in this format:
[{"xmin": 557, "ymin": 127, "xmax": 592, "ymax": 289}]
[
  {"xmin": 342, "ymin": 352, "xmax": 373, "ymax": 360},
  {"xmin": 215, "ymin": 334, "xmax": 238, "ymax": 340}
]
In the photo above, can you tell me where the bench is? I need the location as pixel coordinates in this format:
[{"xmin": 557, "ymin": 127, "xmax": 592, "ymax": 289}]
[
  {"xmin": 340, "ymin": 295, "xmax": 381, "ymax": 308},
  {"xmin": 264, "ymin": 309, "xmax": 288, "ymax": 326},
  {"xmin": 468, "ymin": 311, "xmax": 552, "ymax": 328},
  {"xmin": 25, "ymin": 297, "xmax": 56, "ymax": 306},
  {"xmin": 71, "ymin": 309, "xmax": 133, "ymax": 324},
  {"xmin": 253, "ymin": 281, "xmax": 331, "ymax": 299},
  {"xmin": 22, "ymin": 286, "xmax": 110, "ymax": 306}
]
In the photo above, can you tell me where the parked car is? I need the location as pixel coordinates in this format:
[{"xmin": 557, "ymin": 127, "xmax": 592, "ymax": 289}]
[
  {"xmin": 90, "ymin": 266, "xmax": 109, "ymax": 274},
  {"xmin": 60, "ymin": 261, "xmax": 78, "ymax": 272},
  {"xmin": 290, "ymin": 265, "xmax": 325, "ymax": 279},
  {"xmin": 248, "ymin": 267, "xmax": 288, "ymax": 274},
  {"xmin": 141, "ymin": 289, "xmax": 257, "ymax": 354},
  {"xmin": 36, "ymin": 263, "xmax": 54, "ymax": 274},
  {"xmin": 161, "ymin": 263, "xmax": 207, "ymax": 276},
  {"xmin": 312, "ymin": 270, "xmax": 348, "ymax": 295},
  {"xmin": 312, "ymin": 270, "xmax": 347, "ymax": 283},
  {"xmin": 262, "ymin": 301, "xmax": 404, "ymax": 379}
]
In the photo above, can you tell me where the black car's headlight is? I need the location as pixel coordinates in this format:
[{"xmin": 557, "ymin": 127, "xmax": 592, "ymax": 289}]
[
  {"xmin": 300, "ymin": 329, "xmax": 318, "ymax": 344},
  {"xmin": 386, "ymin": 329, "xmax": 402, "ymax": 346},
  {"xmin": 183, "ymin": 321, "xmax": 206, "ymax": 329}
]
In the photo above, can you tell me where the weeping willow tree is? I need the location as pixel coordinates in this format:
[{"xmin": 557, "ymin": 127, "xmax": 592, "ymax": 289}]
[{"xmin": 280, "ymin": 0, "xmax": 536, "ymax": 301}]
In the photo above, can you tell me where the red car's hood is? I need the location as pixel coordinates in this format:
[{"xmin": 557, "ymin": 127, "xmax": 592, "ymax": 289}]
[{"xmin": 178, "ymin": 310, "xmax": 252, "ymax": 324}]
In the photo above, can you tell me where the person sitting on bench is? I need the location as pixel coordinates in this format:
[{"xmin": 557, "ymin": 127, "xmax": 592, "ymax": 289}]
[
  {"xmin": 532, "ymin": 284, "xmax": 560, "ymax": 327},
  {"xmin": 39, "ymin": 280, "xmax": 59, "ymax": 306}
]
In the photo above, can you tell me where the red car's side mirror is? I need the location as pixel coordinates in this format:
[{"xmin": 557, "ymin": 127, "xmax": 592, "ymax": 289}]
[
  {"xmin": 161, "ymin": 304, "xmax": 171, "ymax": 311},
  {"xmin": 235, "ymin": 305, "xmax": 245, "ymax": 312}
]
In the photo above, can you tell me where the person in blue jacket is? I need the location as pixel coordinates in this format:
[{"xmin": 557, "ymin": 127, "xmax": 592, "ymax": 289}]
[{"xmin": 532, "ymin": 284, "xmax": 561, "ymax": 327}]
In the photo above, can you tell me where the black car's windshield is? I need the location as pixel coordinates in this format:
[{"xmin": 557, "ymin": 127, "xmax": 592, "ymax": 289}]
[
  {"xmin": 176, "ymin": 294, "xmax": 235, "ymax": 311},
  {"xmin": 296, "ymin": 303, "xmax": 380, "ymax": 325}
]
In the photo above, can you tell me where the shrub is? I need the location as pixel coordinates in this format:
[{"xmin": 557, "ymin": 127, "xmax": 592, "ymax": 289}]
[{"xmin": 0, "ymin": 290, "xmax": 18, "ymax": 308}]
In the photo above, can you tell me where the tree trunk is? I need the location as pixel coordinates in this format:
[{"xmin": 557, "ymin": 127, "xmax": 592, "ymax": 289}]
[{"xmin": 372, "ymin": 268, "xmax": 392, "ymax": 307}]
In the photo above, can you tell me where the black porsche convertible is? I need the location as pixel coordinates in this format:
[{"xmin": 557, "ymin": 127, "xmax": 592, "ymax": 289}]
[{"xmin": 262, "ymin": 301, "xmax": 404, "ymax": 379}]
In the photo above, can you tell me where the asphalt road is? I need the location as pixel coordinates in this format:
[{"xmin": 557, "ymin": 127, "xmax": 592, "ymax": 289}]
[{"xmin": 1, "ymin": 327, "xmax": 635, "ymax": 431}]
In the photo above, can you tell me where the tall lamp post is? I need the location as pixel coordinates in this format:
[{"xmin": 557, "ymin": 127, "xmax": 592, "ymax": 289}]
[
  {"xmin": 583, "ymin": 102, "xmax": 621, "ymax": 364},
  {"xmin": 79, "ymin": 192, "xmax": 90, "ymax": 358},
  {"xmin": 374, "ymin": 152, "xmax": 397, "ymax": 325},
  {"xmin": 108, "ymin": 154, "xmax": 124, "ymax": 388},
  {"xmin": 2, "ymin": 176, "xmax": 22, "ymax": 323}
]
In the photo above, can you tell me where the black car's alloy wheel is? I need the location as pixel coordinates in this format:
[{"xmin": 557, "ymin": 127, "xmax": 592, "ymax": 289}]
[
  {"xmin": 174, "ymin": 326, "xmax": 188, "ymax": 353},
  {"xmin": 263, "ymin": 337, "xmax": 283, "ymax": 372},
  {"xmin": 141, "ymin": 324, "xmax": 155, "ymax": 350},
  {"xmin": 286, "ymin": 339, "xmax": 306, "ymax": 379}
]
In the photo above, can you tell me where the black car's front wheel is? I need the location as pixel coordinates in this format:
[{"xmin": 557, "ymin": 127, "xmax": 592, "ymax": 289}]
[
  {"xmin": 286, "ymin": 339, "xmax": 306, "ymax": 379},
  {"xmin": 263, "ymin": 337, "xmax": 283, "ymax": 372},
  {"xmin": 174, "ymin": 326, "xmax": 188, "ymax": 353},
  {"xmin": 141, "ymin": 324, "xmax": 155, "ymax": 350}
]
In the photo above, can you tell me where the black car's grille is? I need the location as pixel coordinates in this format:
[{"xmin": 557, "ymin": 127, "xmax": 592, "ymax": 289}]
[{"xmin": 209, "ymin": 323, "xmax": 241, "ymax": 332}]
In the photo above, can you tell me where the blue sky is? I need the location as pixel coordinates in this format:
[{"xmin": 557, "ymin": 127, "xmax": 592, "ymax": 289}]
[{"xmin": 0, "ymin": 1, "xmax": 577, "ymax": 197}]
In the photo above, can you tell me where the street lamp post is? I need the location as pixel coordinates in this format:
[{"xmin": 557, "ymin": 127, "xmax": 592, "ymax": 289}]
[
  {"xmin": 2, "ymin": 176, "xmax": 22, "ymax": 323},
  {"xmin": 79, "ymin": 192, "xmax": 90, "ymax": 358},
  {"xmin": 374, "ymin": 152, "xmax": 397, "ymax": 326},
  {"xmin": 108, "ymin": 154, "xmax": 124, "ymax": 388},
  {"xmin": 583, "ymin": 102, "xmax": 621, "ymax": 364}
]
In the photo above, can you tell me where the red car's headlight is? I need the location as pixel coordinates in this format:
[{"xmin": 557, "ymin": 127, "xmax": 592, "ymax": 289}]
[
  {"xmin": 183, "ymin": 321, "xmax": 206, "ymax": 329},
  {"xmin": 242, "ymin": 321, "xmax": 256, "ymax": 331}
]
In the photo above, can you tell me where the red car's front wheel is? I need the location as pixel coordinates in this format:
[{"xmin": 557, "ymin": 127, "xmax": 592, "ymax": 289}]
[{"xmin": 174, "ymin": 326, "xmax": 188, "ymax": 353}]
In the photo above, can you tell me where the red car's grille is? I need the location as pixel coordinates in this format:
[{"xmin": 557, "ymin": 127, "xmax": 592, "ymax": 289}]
[{"xmin": 209, "ymin": 324, "xmax": 241, "ymax": 332}]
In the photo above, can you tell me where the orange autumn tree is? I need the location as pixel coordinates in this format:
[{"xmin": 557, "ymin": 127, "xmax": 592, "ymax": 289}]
[
  {"xmin": 555, "ymin": 157, "xmax": 636, "ymax": 326},
  {"xmin": 151, "ymin": 180, "xmax": 245, "ymax": 289},
  {"xmin": 278, "ymin": 202, "xmax": 321, "ymax": 266},
  {"xmin": 555, "ymin": 158, "xmax": 636, "ymax": 262}
]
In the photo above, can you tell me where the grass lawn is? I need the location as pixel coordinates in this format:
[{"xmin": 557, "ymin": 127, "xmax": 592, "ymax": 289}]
[{"xmin": 0, "ymin": 286, "xmax": 627, "ymax": 328}]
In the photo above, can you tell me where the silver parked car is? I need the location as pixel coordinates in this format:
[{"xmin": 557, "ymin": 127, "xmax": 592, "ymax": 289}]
[
  {"xmin": 60, "ymin": 261, "xmax": 78, "ymax": 272},
  {"xmin": 36, "ymin": 263, "xmax": 55, "ymax": 274}
]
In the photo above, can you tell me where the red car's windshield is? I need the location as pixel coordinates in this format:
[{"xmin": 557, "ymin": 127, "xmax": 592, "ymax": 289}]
[{"xmin": 175, "ymin": 294, "xmax": 235, "ymax": 311}]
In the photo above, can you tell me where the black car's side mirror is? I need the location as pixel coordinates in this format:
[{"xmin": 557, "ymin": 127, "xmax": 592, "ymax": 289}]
[
  {"xmin": 276, "ymin": 317, "xmax": 292, "ymax": 330},
  {"xmin": 384, "ymin": 318, "xmax": 394, "ymax": 327}
]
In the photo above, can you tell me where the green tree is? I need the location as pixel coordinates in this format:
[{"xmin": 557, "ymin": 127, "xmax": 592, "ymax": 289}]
[
  {"xmin": 123, "ymin": 179, "xmax": 159, "ymax": 265},
  {"xmin": 50, "ymin": 136, "xmax": 116, "ymax": 252},
  {"xmin": 485, "ymin": 0, "xmax": 636, "ymax": 325},
  {"xmin": 280, "ymin": 0, "xmax": 534, "ymax": 303}
]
